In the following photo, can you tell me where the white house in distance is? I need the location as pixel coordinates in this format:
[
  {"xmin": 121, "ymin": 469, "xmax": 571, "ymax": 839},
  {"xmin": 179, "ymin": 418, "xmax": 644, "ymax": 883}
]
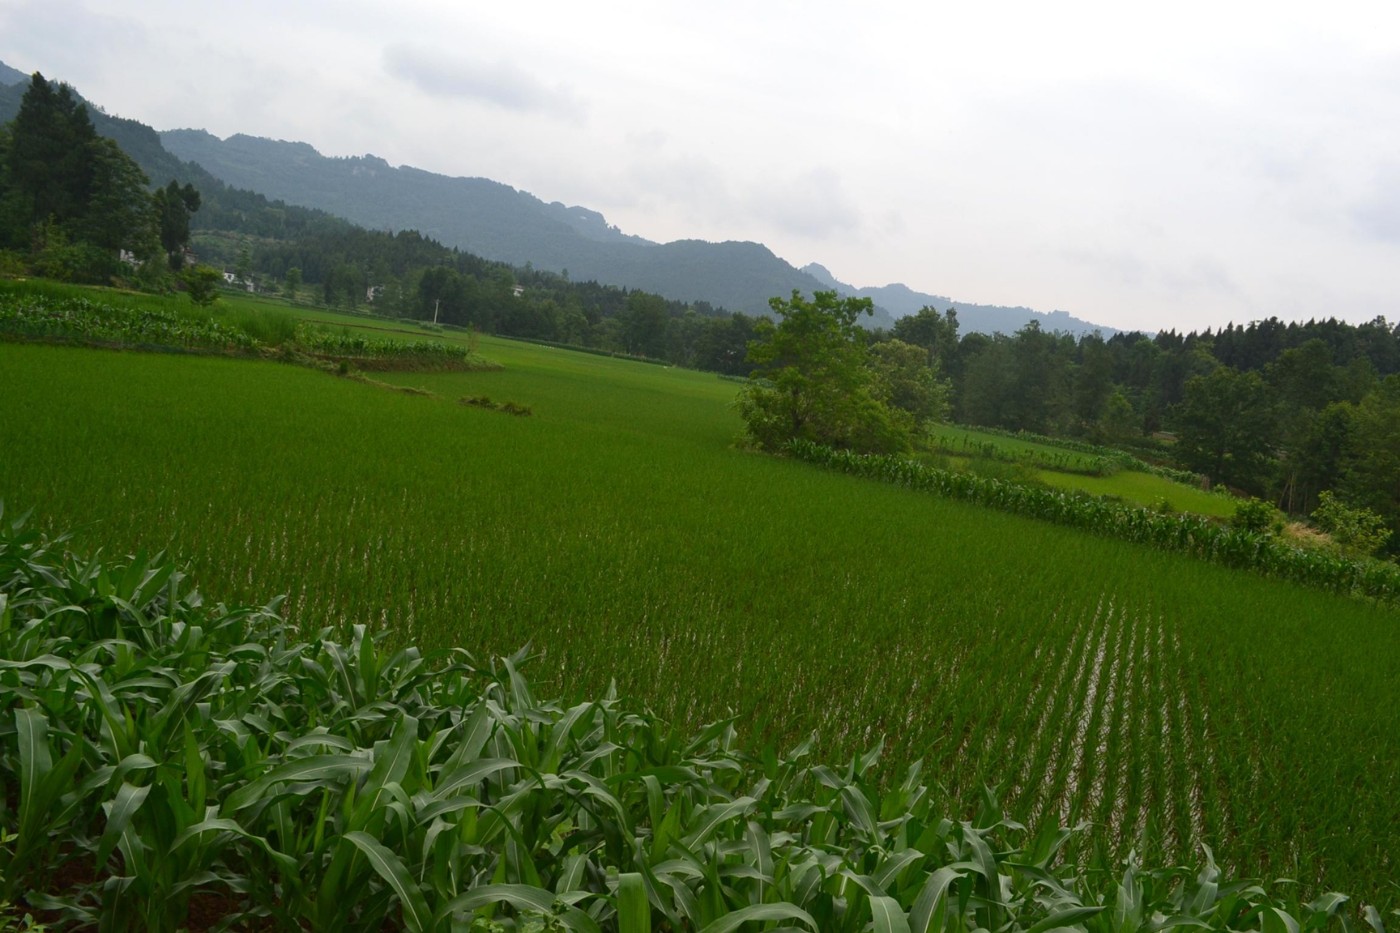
[{"xmin": 222, "ymin": 271, "xmax": 255, "ymax": 292}]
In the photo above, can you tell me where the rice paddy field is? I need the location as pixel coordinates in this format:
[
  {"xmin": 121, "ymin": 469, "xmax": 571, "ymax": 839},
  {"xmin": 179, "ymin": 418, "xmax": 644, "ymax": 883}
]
[{"xmin": 2, "ymin": 332, "xmax": 1399, "ymax": 906}]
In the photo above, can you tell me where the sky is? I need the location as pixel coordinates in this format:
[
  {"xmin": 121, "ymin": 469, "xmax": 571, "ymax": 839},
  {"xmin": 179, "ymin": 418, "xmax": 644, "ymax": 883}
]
[{"xmin": 3, "ymin": 0, "xmax": 1400, "ymax": 333}]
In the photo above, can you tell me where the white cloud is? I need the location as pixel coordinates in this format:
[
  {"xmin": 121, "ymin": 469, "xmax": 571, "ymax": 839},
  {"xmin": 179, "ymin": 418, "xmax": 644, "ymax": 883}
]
[{"xmin": 384, "ymin": 44, "xmax": 585, "ymax": 119}]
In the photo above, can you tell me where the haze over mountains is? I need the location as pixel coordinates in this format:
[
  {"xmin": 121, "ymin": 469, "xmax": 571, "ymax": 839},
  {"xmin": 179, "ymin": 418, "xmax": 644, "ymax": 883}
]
[
  {"xmin": 0, "ymin": 61, "xmax": 26, "ymax": 88},
  {"xmin": 1, "ymin": 62, "xmax": 1114, "ymax": 335}
]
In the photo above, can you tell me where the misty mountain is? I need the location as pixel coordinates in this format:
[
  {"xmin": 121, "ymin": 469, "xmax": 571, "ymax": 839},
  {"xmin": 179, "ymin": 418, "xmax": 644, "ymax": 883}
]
[
  {"xmin": 0, "ymin": 61, "xmax": 27, "ymax": 87},
  {"xmin": 159, "ymin": 130, "xmax": 889, "ymax": 325},
  {"xmin": 802, "ymin": 263, "xmax": 1114, "ymax": 338}
]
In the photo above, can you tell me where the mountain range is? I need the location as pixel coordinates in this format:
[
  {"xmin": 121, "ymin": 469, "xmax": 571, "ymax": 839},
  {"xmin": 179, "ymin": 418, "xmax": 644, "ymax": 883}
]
[{"xmin": 1, "ymin": 62, "xmax": 1114, "ymax": 335}]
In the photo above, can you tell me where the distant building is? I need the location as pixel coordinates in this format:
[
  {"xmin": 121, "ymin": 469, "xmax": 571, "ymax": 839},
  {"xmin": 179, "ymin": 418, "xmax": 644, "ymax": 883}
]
[
  {"xmin": 511, "ymin": 285, "xmax": 524, "ymax": 298},
  {"xmin": 221, "ymin": 271, "xmax": 256, "ymax": 292}
]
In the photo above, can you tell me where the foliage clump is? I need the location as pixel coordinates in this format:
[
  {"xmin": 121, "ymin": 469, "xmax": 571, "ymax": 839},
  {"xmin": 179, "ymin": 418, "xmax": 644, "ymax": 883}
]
[
  {"xmin": 0, "ymin": 75, "xmax": 192, "ymax": 287},
  {"xmin": 460, "ymin": 395, "xmax": 532, "ymax": 416},
  {"xmin": 1231, "ymin": 497, "xmax": 1277, "ymax": 534},
  {"xmin": 1313, "ymin": 490, "xmax": 1392, "ymax": 557}
]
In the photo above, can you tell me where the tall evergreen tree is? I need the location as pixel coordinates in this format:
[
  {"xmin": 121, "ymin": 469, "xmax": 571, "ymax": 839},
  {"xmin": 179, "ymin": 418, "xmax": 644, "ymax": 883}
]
[
  {"xmin": 1, "ymin": 72, "xmax": 100, "ymax": 247},
  {"xmin": 153, "ymin": 180, "xmax": 201, "ymax": 269}
]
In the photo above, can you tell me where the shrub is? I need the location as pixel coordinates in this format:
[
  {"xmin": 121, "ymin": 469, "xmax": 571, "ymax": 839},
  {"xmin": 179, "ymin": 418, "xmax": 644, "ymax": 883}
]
[
  {"xmin": 183, "ymin": 264, "xmax": 222, "ymax": 307},
  {"xmin": 1313, "ymin": 490, "xmax": 1393, "ymax": 557},
  {"xmin": 1232, "ymin": 497, "xmax": 1276, "ymax": 534}
]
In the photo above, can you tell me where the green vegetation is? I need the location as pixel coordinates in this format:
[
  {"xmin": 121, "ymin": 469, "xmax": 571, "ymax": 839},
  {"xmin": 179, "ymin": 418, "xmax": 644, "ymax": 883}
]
[
  {"xmin": 7, "ymin": 69, "xmax": 1400, "ymax": 552},
  {"xmin": 4, "ymin": 519, "xmax": 1389, "ymax": 931},
  {"xmin": 927, "ymin": 425, "xmax": 1124, "ymax": 476},
  {"xmin": 1313, "ymin": 491, "xmax": 1393, "ymax": 557},
  {"xmin": 737, "ymin": 291, "xmax": 916, "ymax": 453},
  {"xmin": 922, "ymin": 426, "xmax": 1229, "ymax": 518},
  {"xmin": 1032, "ymin": 469, "xmax": 1237, "ymax": 518},
  {"xmin": 2, "ymin": 338, "xmax": 1399, "ymax": 909},
  {"xmin": 3, "ymin": 65, "xmax": 1400, "ymax": 923},
  {"xmin": 0, "ymin": 75, "xmax": 182, "ymax": 286},
  {"xmin": 787, "ymin": 439, "xmax": 1400, "ymax": 604},
  {"xmin": 0, "ymin": 282, "xmax": 485, "ymax": 371}
]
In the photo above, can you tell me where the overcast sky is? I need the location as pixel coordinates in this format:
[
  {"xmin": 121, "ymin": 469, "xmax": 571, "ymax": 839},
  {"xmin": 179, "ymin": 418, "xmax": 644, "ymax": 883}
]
[{"xmin": 3, "ymin": 0, "xmax": 1399, "ymax": 332}]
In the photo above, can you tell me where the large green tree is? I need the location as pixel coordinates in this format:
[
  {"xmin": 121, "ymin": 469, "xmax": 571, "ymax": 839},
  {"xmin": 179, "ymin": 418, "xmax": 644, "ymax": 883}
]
[
  {"xmin": 0, "ymin": 73, "xmax": 98, "ymax": 246},
  {"xmin": 621, "ymin": 291, "xmax": 670, "ymax": 358},
  {"xmin": 868, "ymin": 338, "xmax": 951, "ymax": 425},
  {"xmin": 737, "ymin": 291, "xmax": 910, "ymax": 453},
  {"xmin": 80, "ymin": 137, "xmax": 158, "ymax": 257},
  {"xmin": 153, "ymin": 179, "xmax": 201, "ymax": 269},
  {"xmin": 891, "ymin": 305, "xmax": 959, "ymax": 367},
  {"xmin": 0, "ymin": 74, "xmax": 162, "ymax": 281},
  {"xmin": 1172, "ymin": 365, "xmax": 1277, "ymax": 493}
]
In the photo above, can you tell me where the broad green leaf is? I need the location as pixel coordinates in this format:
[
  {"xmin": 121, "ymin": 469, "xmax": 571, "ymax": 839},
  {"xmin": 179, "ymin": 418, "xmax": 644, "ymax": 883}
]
[
  {"xmin": 617, "ymin": 872, "xmax": 650, "ymax": 933},
  {"xmin": 343, "ymin": 830, "xmax": 433, "ymax": 933},
  {"xmin": 437, "ymin": 882, "xmax": 556, "ymax": 920},
  {"xmin": 909, "ymin": 866, "xmax": 963, "ymax": 933},
  {"xmin": 96, "ymin": 782, "xmax": 151, "ymax": 867},
  {"xmin": 1026, "ymin": 905, "xmax": 1108, "ymax": 933},
  {"xmin": 871, "ymin": 895, "xmax": 912, "ymax": 933},
  {"xmin": 696, "ymin": 902, "xmax": 818, "ymax": 933},
  {"xmin": 682, "ymin": 796, "xmax": 757, "ymax": 847},
  {"xmin": 15, "ymin": 706, "xmax": 52, "ymax": 837}
]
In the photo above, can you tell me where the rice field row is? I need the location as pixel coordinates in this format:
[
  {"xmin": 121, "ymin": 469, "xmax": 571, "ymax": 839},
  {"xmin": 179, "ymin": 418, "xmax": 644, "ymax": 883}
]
[{"xmin": 1, "ymin": 340, "xmax": 1397, "ymax": 903}]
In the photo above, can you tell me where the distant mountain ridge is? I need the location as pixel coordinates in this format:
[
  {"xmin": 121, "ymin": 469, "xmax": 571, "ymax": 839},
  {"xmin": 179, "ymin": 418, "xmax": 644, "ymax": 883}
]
[
  {"xmin": 160, "ymin": 129, "xmax": 884, "ymax": 324},
  {"xmin": 159, "ymin": 130, "xmax": 1113, "ymax": 335},
  {"xmin": 802, "ymin": 263, "xmax": 1114, "ymax": 337}
]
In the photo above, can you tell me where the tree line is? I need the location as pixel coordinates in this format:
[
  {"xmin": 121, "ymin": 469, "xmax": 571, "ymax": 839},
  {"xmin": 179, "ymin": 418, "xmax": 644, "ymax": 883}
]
[
  {"xmin": 739, "ymin": 296, "xmax": 1400, "ymax": 554},
  {"xmin": 893, "ymin": 307, "xmax": 1400, "ymax": 523}
]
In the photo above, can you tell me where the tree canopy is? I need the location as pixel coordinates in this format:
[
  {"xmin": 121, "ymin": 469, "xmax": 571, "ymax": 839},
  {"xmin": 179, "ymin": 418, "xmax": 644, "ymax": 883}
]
[
  {"xmin": 0, "ymin": 72, "xmax": 166, "ymax": 282},
  {"xmin": 736, "ymin": 291, "xmax": 912, "ymax": 453}
]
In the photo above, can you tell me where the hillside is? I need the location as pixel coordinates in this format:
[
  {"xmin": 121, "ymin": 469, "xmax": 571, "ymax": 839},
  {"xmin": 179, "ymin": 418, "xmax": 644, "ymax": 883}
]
[
  {"xmin": 0, "ymin": 60, "xmax": 26, "ymax": 87},
  {"xmin": 161, "ymin": 129, "xmax": 889, "ymax": 324},
  {"xmin": 158, "ymin": 127, "xmax": 1119, "ymax": 336}
]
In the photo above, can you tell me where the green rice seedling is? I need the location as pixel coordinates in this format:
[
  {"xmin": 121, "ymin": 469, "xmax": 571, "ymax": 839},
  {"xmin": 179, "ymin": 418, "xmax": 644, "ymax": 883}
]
[{"xmin": 2, "ymin": 338, "xmax": 1399, "ymax": 904}]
